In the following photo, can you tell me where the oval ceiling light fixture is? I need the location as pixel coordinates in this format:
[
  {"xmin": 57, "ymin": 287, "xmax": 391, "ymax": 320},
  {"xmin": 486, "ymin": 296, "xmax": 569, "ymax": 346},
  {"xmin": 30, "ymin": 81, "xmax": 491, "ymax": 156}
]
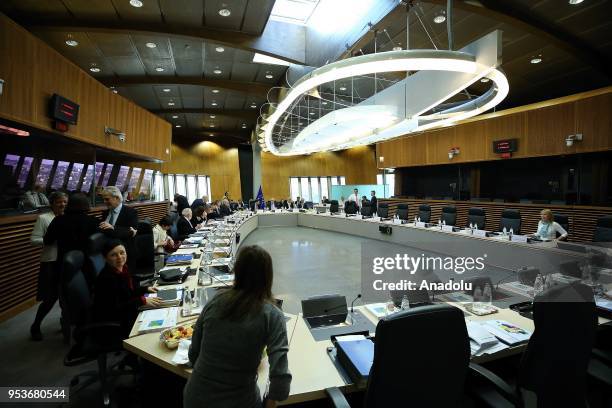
[
  {"xmin": 211, "ymin": 102, "xmax": 218, "ymax": 106},
  {"xmin": 260, "ymin": 31, "xmax": 508, "ymax": 156},
  {"xmin": 145, "ymin": 42, "xmax": 157, "ymax": 48},
  {"xmin": 392, "ymin": 46, "xmax": 402, "ymax": 51},
  {"xmin": 215, "ymin": 46, "xmax": 225, "ymax": 53},
  {"xmin": 212, "ymin": 89, "xmax": 220, "ymax": 93},
  {"xmin": 530, "ymin": 56, "xmax": 542, "ymax": 64},
  {"xmin": 89, "ymin": 65, "xmax": 101, "ymax": 73},
  {"xmin": 163, "ymin": 88, "xmax": 171, "ymax": 92},
  {"xmin": 175, "ymin": 124, "xmax": 181, "ymax": 128},
  {"xmin": 155, "ymin": 66, "xmax": 165, "ymax": 72},
  {"xmin": 265, "ymin": 72, "xmax": 274, "ymax": 79},
  {"xmin": 130, "ymin": 0, "xmax": 143, "ymax": 7},
  {"xmin": 480, "ymin": 77, "xmax": 490, "ymax": 83},
  {"xmin": 168, "ymin": 101, "xmax": 175, "ymax": 106},
  {"xmin": 218, "ymin": 8, "xmax": 231, "ymax": 17},
  {"xmin": 172, "ymin": 115, "xmax": 179, "ymax": 119},
  {"xmin": 65, "ymin": 36, "xmax": 79, "ymax": 47},
  {"xmin": 210, "ymin": 114, "xmax": 216, "ymax": 119},
  {"xmin": 213, "ymin": 68, "xmax": 223, "ymax": 74},
  {"xmin": 569, "ymin": 0, "xmax": 584, "ymax": 4}
]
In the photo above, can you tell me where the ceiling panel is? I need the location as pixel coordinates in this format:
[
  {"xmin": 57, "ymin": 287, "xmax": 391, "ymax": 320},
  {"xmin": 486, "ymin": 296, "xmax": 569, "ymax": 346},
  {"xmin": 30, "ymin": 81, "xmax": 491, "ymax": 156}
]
[
  {"xmin": 204, "ymin": 43, "xmax": 237, "ymax": 62},
  {"xmin": 179, "ymin": 85, "xmax": 204, "ymax": 99},
  {"xmin": 118, "ymin": 85, "xmax": 160, "ymax": 109},
  {"xmin": 175, "ymin": 59, "xmax": 204, "ymax": 76},
  {"xmin": 33, "ymin": 31, "xmax": 102, "ymax": 58},
  {"xmin": 153, "ymin": 85, "xmax": 180, "ymax": 98},
  {"xmin": 89, "ymin": 33, "xmax": 136, "ymax": 57},
  {"xmin": 141, "ymin": 57, "xmax": 175, "ymax": 75},
  {"xmin": 0, "ymin": 0, "xmax": 70, "ymax": 17},
  {"xmin": 224, "ymin": 95, "xmax": 247, "ymax": 109},
  {"xmin": 242, "ymin": 0, "xmax": 275, "ymax": 34},
  {"xmin": 108, "ymin": 56, "xmax": 146, "ymax": 75},
  {"xmin": 62, "ymin": 0, "xmax": 117, "ymax": 19},
  {"xmin": 204, "ymin": 61, "xmax": 233, "ymax": 79},
  {"xmin": 159, "ymin": 96, "xmax": 183, "ymax": 109},
  {"xmin": 231, "ymin": 62, "xmax": 259, "ymax": 81},
  {"xmin": 160, "ymin": 0, "xmax": 204, "ymax": 26},
  {"xmin": 204, "ymin": 0, "xmax": 248, "ymax": 31},
  {"xmin": 132, "ymin": 35, "xmax": 172, "ymax": 58}
]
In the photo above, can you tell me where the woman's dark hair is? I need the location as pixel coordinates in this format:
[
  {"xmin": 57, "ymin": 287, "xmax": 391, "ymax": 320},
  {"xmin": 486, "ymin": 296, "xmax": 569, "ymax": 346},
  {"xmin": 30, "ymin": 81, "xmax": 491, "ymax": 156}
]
[
  {"xmin": 194, "ymin": 206, "xmax": 206, "ymax": 217},
  {"xmin": 219, "ymin": 245, "xmax": 274, "ymax": 320},
  {"xmin": 159, "ymin": 216, "xmax": 173, "ymax": 227},
  {"xmin": 102, "ymin": 239, "xmax": 124, "ymax": 257},
  {"xmin": 66, "ymin": 193, "xmax": 90, "ymax": 213}
]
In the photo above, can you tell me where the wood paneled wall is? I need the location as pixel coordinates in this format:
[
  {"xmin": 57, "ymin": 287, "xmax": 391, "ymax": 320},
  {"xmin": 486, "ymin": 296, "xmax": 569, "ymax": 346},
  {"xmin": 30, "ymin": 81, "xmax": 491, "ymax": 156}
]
[
  {"xmin": 379, "ymin": 198, "xmax": 612, "ymax": 243},
  {"xmin": 261, "ymin": 145, "xmax": 378, "ymax": 200},
  {"xmin": 0, "ymin": 200, "xmax": 170, "ymax": 322},
  {"xmin": 161, "ymin": 140, "xmax": 242, "ymax": 201},
  {"xmin": 0, "ymin": 14, "xmax": 171, "ymax": 161},
  {"xmin": 377, "ymin": 87, "xmax": 612, "ymax": 168}
]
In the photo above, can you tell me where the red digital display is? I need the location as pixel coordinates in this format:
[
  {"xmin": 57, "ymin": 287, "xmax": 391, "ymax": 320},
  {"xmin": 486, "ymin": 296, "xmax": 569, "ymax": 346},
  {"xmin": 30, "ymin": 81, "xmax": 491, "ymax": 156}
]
[
  {"xmin": 50, "ymin": 94, "xmax": 80, "ymax": 125},
  {"xmin": 493, "ymin": 139, "xmax": 518, "ymax": 154}
]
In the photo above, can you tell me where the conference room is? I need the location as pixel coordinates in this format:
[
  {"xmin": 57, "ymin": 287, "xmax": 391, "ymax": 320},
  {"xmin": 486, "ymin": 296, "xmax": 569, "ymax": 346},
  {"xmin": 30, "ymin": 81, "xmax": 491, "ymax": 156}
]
[{"xmin": 0, "ymin": 0, "xmax": 611, "ymax": 407}]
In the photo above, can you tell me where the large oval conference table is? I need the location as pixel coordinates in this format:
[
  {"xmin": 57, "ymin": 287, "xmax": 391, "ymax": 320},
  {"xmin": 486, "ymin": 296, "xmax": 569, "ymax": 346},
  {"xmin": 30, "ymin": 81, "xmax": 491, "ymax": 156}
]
[{"xmin": 124, "ymin": 210, "xmax": 605, "ymax": 405}]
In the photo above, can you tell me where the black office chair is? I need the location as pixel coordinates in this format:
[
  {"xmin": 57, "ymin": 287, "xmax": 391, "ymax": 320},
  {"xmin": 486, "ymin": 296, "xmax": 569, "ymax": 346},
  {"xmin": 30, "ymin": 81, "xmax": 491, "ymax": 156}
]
[
  {"xmin": 62, "ymin": 250, "xmax": 130, "ymax": 407},
  {"xmin": 249, "ymin": 199, "xmax": 257, "ymax": 211},
  {"xmin": 552, "ymin": 213, "xmax": 569, "ymax": 239},
  {"xmin": 274, "ymin": 200, "xmax": 282, "ymax": 208},
  {"xmin": 417, "ymin": 204, "xmax": 431, "ymax": 223},
  {"xmin": 361, "ymin": 203, "xmax": 372, "ymax": 217},
  {"xmin": 471, "ymin": 197, "xmax": 491, "ymax": 202},
  {"xmin": 329, "ymin": 200, "xmax": 339, "ymax": 213},
  {"xmin": 467, "ymin": 207, "xmax": 486, "ymax": 230},
  {"xmin": 396, "ymin": 203, "xmax": 409, "ymax": 220},
  {"xmin": 229, "ymin": 202, "xmax": 238, "ymax": 211},
  {"xmin": 500, "ymin": 209, "xmax": 521, "ymax": 233},
  {"xmin": 519, "ymin": 198, "xmax": 533, "ymax": 204},
  {"xmin": 326, "ymin": 305, "xmax": 515, "ymax": 407},
  {"xmin": 304, "ymin": 201, "xmax": 314, "ymax": 209},
  {"xmin": 344, "ymin": 201, "xmax": 358, "ymax": 215},
  {"xmin": 377, "ymin": 203, "xmax": 389, "ymax": 219},
  {"xmin": 83, "ymin": 233, "xmax": 107, "ymax": 289},
  {"xmin": 550, "ymin": 200, "xmax": 567, "ymax": 205},
  {"xmin": 133, "ymin": 222, "xmax": 155, "ymax": 281},
  {"xmin": 440, "ymin": 206, "xmax": 457, "ymax": 226},
  {"xmin": 594, "ymin": 215, "xmax": 612, "ymax": 242}
]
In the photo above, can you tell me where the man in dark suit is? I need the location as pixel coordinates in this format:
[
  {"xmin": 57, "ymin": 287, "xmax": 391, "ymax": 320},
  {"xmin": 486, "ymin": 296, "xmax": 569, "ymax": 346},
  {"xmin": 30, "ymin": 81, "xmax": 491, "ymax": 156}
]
[
  {"xmin": 370, "ymin": 191, "xmax": 378, "ymax": 215},
  {"xmin": 174, "ymin": 193, "xmax": 190, "ymax": 215},
  {"xmin": 100, "ymin": 186, "xmax": 139, "ymax": 271},
  {"xmin": 191, "ymin": 195, "xmax": 208, "ymax": 210}
]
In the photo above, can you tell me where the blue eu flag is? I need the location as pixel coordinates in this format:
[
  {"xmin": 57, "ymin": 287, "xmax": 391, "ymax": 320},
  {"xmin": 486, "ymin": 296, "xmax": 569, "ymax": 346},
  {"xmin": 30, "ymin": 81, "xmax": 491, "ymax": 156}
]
[{"xmin": 256, "ymin": 185, "xmax": 265, "ymax": 209}]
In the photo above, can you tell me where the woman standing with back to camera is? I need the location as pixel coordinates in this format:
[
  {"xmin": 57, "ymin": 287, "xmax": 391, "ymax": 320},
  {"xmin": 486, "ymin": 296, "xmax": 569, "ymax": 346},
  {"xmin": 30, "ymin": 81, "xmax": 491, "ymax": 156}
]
[{"xmin": 183, "ymin": 245, "xmax": 291, "ymax": 408}]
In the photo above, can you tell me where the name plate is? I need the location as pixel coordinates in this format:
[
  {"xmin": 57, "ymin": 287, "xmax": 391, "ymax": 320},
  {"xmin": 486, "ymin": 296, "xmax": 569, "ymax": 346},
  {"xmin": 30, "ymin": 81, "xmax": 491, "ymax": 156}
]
[
  {"xmin": 473, "ymin": 229, "xmax": 487, "ymax": 238},
  {"xmin": 393, "ymin": 218, "xmax": 402, "ymax": 225},
  {"xmin": 372, "ymin": 216, "xmax": 381, "ymax": 222},
  {"xmin": 355, "ymin": 214, "xmax": 363, "ymax": 220},
  {"xmin": 415, "ymin": 221, "xmax": 426, "ymax": 228},
  {"xmin": 511, "ymin": 234, "xmax": 529, "ymax": 243},
  {"xmin": 292, "ymin": 208, "xmax": 299, "ymax": 213},
  {"xmin": 442, "ymin": 225, "xmax": 454, "ymax": 233}
]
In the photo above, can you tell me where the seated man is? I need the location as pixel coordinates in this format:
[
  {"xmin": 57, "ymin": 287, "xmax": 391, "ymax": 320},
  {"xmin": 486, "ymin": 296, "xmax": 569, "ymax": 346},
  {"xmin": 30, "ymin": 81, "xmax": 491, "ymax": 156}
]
[
  {"xmin": 23, "ymin": 184, "xmax": 50, "ymax": 209},
  {"xmin": 177, "ymin": 208, "xmax": 197, "ymax": 240}
]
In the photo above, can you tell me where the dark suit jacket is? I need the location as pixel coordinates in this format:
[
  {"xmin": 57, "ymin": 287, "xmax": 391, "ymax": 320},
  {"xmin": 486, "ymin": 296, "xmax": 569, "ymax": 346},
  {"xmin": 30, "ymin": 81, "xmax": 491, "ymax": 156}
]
[
  {"xmin": 44, "ymin": 211, "xmax": 99, "ymax": 263},
  {"xmin": 177, "ymin": 216, "xmax": 196, "ymax": 240},
  {"xmin": 191, "ymin": 198, "xmax": 205, "ymax": 210},
  {"xmin": 370, "ymin": 196, "xmax": 378, "ymax": 212},
  {"xmin": 101, "ymin": 204, "xmax": 139, "ymax": 268},
  {"xmin": 175, "ymin": 195, "xmax": 190, "ymax": 215},
  {"xmin": 220, "ymin": 205, "xmax": 231, "ymax": 216}
]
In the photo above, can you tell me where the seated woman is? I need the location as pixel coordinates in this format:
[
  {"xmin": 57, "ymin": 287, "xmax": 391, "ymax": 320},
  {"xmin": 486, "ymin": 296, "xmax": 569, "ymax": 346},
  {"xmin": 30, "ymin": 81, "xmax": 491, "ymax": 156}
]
[
  {"xmin": 533, "ymin": 209, "xmax": 568, "ymax": 241},
  {"xmin": 93, "ymin": 240, "xmax": 162, "ymax": 340},
  {"xmin": 177, "ymin": 207, "xmax": 197, "ymax": 240},
  {"xmin": 184, "ymin": 245, "xmax": 291, "ymax": 408},
  {"xmin": 153, "ymin": 216, "xmax": 175, "ymax": 253},
  {"xmin": 192, "ymin": 206, "xmax": 207, "ymax": 227}
]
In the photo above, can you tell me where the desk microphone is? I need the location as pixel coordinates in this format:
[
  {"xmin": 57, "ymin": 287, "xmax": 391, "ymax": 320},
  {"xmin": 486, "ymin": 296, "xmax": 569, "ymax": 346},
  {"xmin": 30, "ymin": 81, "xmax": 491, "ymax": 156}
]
[
  {"xmin": 350, "ymin": 294, "xmax": 362, "ymax": 313},
  {"xmin": 199, "ymin": 267, "xmax": 232, "ymax": 288}
]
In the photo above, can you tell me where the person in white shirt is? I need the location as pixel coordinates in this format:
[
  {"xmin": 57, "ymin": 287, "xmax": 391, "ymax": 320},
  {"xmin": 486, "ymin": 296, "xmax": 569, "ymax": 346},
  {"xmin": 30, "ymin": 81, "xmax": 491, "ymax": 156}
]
[
  {"xmin": 534, "ymin": 209, "xmax": 568, "ymax": 241},
  {"xmin": 23, "ymin": 184, "xmax": 50, "ymax": 210},
  {"xmin": 347, "ymin": 188, "xmax": 360, "ymax": 208},
  {"xmin": 30, "ymin": 191, "xmax": 68, "ymax": 341},
  {"xmin": 153, "ymin": 216, "xmax": 174, "ymax": 253}
]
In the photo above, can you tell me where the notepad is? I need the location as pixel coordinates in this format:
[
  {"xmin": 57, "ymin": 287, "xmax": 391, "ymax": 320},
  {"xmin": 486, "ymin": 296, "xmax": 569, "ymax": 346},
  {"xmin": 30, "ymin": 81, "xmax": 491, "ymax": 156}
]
[{"xmin": 138, "ymin": 307, "xmax": 178, "ymax": 334}]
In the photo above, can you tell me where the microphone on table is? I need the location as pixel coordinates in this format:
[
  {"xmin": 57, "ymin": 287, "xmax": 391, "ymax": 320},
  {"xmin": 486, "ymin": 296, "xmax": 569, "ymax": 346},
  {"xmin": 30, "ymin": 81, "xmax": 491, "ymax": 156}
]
[
  {"xmin": 199, "ymin": 267, "xmax": 232, "ymax": 288},
  {"xmin": 350, "ymin": 294, "xmax": 362, "ymax": 313}
]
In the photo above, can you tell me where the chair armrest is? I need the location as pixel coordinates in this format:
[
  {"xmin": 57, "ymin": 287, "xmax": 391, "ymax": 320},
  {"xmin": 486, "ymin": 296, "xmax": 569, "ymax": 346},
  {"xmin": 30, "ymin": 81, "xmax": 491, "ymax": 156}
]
[
  {"xmin": 325, "ymin": 387, "xmax": 351, "ymax": 408},
  {"xmin": 469, "ymin": 363, "xmax": 522, "ymax": 408}
]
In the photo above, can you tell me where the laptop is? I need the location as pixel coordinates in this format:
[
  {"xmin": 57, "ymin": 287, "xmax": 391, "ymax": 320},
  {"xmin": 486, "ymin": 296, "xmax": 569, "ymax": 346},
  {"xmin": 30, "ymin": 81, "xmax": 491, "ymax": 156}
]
[{"xmin": 301, "ymin": 294, "xmax": 348, "ymax": 329}]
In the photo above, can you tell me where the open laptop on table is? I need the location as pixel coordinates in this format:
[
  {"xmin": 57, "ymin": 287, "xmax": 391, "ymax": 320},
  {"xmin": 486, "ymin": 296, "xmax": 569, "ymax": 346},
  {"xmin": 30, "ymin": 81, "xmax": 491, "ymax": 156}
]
[{"xmin": 301, "ymin": 294, "xmax": 348, "ymax": 329}]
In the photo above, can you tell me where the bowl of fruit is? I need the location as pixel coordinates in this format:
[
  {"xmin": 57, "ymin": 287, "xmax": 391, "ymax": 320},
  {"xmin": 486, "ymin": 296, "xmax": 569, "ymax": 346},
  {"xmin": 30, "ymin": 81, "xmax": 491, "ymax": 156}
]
[{"xmin": 160, "ymin": 324, "xmax": 194, "ymax": 349}]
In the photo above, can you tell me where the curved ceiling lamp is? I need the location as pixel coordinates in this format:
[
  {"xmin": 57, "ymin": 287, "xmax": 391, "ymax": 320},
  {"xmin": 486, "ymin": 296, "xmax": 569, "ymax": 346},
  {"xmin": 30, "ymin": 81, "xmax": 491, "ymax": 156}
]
[{"xmin": 260, "ymin": 30, "xmax": 508, "ymax": 156}]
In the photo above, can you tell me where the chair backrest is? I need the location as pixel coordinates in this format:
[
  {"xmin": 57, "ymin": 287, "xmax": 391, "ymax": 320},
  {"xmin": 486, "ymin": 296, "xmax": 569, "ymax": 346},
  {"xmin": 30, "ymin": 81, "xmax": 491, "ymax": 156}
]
[
  {"xmin": 593, "ymin": 215, "xmax": 612, "ymax": 242},
  {"xmin": 377, "ymin": 203, "xmax": 389, "ymax": 218},
  {"xmin": 519, "ymin": 283, "xmax": 596, "ymax": 408},
  {"xmin": 62, "ymin": 250, "xmax": 90, "ymax": 326},
  {"xmin": 135, "ymin": 229, "xmax": 155, "ymax": 268},
  {"xmin": 84, "ymin": 233, "xmax": 107, "ymax": 286},
  {"xmin": 417, "ymin": 204, "xmax": 431, "ymax": 223},
  {"xmin": 329, "ymin": 200, "xmax": 339, "ymax": 213},
  {"xmin": 365, "ymin": 305, "xmax": 470, "ymax": 407},
  {"xmin": 470, "ymin": 197, "xmax": 491, "ymax": 202},
  {"xmin": 500, "ymin": 209, "xmax": 521, "ymax": 233},
  {"xmin": 169, "ymin": 222, "xmax": 179, "ymax": 241},
  {"xmin": 344, "ymin": 201, "xmax": 358, "ymax": 214},
  {"xmin": 553, "ymin": 213, "xmax": 569, "ymax": 236},
  {"xmin": 467, "ymin": 207, "xmax": 486, "ymax": 229},
  {"xmin": 230, "ymin": 202, "xmax": 239, "ymax": 211},
  {"xmin": 304, "ymin": 201, "xmax": 314, "ymax": 209},
  {"xmin": 396, "ymin": 203, "xmax": 409, "ymax": 220},
  {"xmin": 361, "ymin": 204, "xmax": 372, "ymax": 216},
  {"xmin": 550, "ymin": 200, "xmax": 567, "ymax": 205},
  {"xmin": 440, "ymin": 206, "xmax": 456, "ymax": 226}
]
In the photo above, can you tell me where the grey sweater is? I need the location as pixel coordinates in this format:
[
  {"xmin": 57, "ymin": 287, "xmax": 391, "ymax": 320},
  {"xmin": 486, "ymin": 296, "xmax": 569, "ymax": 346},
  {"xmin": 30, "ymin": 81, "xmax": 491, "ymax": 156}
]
[{"xmin": 184, "ymin": 293, "xmax": 292, "ymax": 408}]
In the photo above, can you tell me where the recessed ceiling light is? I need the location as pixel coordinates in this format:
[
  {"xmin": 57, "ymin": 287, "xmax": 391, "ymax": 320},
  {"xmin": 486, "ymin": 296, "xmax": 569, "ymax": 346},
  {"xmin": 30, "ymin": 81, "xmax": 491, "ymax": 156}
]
[
  {"xmin": 218, "ymin": 8, "xmax": 231, "ymax": 17},
  {"xmin": 209, "ymin": 133, "xmax": 214, "ymax": 136},
  {"xmin": 392, "ymin": 46, "xmax": 402, "ymax": 51},
  {"xmin": 172, "ymin": 115, "xmax": 178, "ymax": 119},
  {"xmin": 65, "ymin": 39, "xmax": 79, "ymax": 47},
  {"xmin": 209, "ymin": 124, "xmax": 215, "ymax": 128},
  {"xmin": 265, "ymin": 73, "xmax": 274, "ymax": 79},
  {"xmin": 211, "ymin": 102, "xmax": 218, "ymax": 106},
  {"xmin": 89, "ymin": 66, "xmax": 101, "ymax": 73},
  {"xmin": 530, "ymin": 57, "xmax": 542, "ymax": 64},
  {"xmin": 215, "ymin": 46, "xmax": 225, "ymax": 53},
  {"xmin": 175, "ymin": 125, "xmax": 181, "ymax": 128},
  {"xmin": 309, "ymin": 112, "xmax": 315, "ymax": 115},
  {"xmin": 163, "ymin": 88, "xmax": 171, "ymax": 92},
  {"xmin": 339, "ymin": 86, "xmax": 347, "ymax": 91},
  {"xmin": 129, "ymin": 0, "xmax": 143, "ymax": 8},
  {"xmin": 242, "ymin": 124, "xmax": 247, "ymax": 128},
  {"xmin": 168, "ymin": 102, "xmax": 175, "ymax": 106},
  {"xmin": 322, "ymin": 101, "xmax": 328, "ymax": 105},
  {"xmin": 155, "ymin": 66, "xmax": 165, "ymax": 72},
  {"xmin": 250, "ymin": 104, "xmax": 257, "ymax": 108},
  {"xmin": 213, "ymin": 69, "xmax": 222, "ymax": 75},
  {"xmin": 569, "ymin": 0, "xmax": 584, "ymax": 4},
  {"xmin": 145, "ymin": 42, "xmax": 157, "ymax": 48},
  {"xmin": 210, "ymin": 115, "xmax": 216, "ymax": 119},
  {"xmin": 433, "ymin": 14, "xmax": 446, "ymax": 24},
  {"xmin": 212, "ymin": 89, "xmax": 220, "ymax": 93},
  {"xmin": 480, "ymin": 77, "xmax": 490, "ymax": 83}
]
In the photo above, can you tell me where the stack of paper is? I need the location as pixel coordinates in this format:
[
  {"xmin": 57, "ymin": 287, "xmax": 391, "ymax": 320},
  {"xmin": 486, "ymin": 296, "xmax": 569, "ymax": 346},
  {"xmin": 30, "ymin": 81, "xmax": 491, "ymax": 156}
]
[
  {"xmin": 365, "ymin": 303, "xmax": 396, "ymax": 319},
  {"xmin": 138, "ymin": 307, "xmax": 179, "ymax": 334},
  {"xmin": 184, "ymin": 236, "xmax": 205, "ymax": 244},
  {"xmin": 466, "ymin": 321, "xmax": 507, "ymax": 356},
  {"xmin": 482, "ymin": 319, "xmax": 531, "ymax": 346}
]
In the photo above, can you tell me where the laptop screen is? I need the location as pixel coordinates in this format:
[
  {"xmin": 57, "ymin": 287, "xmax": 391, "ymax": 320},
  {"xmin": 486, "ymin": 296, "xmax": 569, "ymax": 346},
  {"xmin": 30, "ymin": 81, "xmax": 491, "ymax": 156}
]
[{"xmin": 301, "ymin": 295, "xmax": 347, "ymax": 318}]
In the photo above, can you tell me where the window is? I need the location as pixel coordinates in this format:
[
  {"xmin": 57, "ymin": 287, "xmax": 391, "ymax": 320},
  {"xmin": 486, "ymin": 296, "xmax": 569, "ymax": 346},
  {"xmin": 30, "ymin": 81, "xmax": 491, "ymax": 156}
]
[
  {"xmin": 140, "ymin": 169, "xmax": 154, "ymax": 196},
  {"xmin": 95, "ymin": 162, "xmax": 105, "ymax": 185},
  {"xmin": 300, "ymin": 178, "xmax": 310, "ymax": 200},
  {"xmin": 115, "ymin": 166, "xmax": 130, "ymax": 191},
  {"xmin": 152, "ymin": 172, "xmax": 164, "ymax": 201},
  {"xmin": 35, "ymin": 159, "xmax": 55, "ymax": 188},
  {"xmin": 270, "ymin": 0, "xmax": 320, "ymax": 25},
  {"xmin": 127, "ymin": 167, "xmax": 142, "ymax": 192},
  {"xmin": 175, "ymin": 174, "xmax": 186, "ymax": 196},
  {"xmin": 167, "ymin": 174, "xmax": 175, "ymax": 198},
  {"xmin": 101, "ymin": 164, "xmax": 113, "ymax": 186},
  {"xmin": 340, "ymin": 176, "xmax": 346, "ymax": 185},
  {"xmin": 311, "ymin": 177, "xmax": 320, "ymax": 203},
  {"xmin": 186, "ymin": 175, "xmax": 197, "ymax": 203},
  {"xmin": 377, "ymin": 171, "xmax": 395, "ymax": 198},
  {"xmin": 51, "ymin": 161, "xmax": 70, "ymax": 190},
  {"xmin": 289, "ymin": 176, "xmax": 345, "ymax": 203},
  {"xmin": 81, "ymin": 164, "xmax": 95, "ymax": 192},
  {"xmin": 290, "ymin": 178, "xmax": 300, "ymax": 201},
  {"xmin": 320, "ymin": 177, "xmax": 328, "ymax": 200},
  {"xmin": 197, "ymin": 176, "xmax": 209, "ymax": 201},
  {"xmin": 17, "ymin": 157, "xmax": 33, "ymax": 188},
  {"xmin": 3, "ymin": 154, "xmax": 19, "ymax": 174},
  {"xmin": 66, "ymin": 163, "xmax": 84, "ymax": 191}
]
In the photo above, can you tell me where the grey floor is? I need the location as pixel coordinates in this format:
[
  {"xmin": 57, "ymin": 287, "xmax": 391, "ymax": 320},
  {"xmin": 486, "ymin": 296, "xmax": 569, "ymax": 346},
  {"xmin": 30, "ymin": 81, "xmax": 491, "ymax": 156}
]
[{"xmin": 0, "ymin": 226, "xmax": 370, "ymax": 407}]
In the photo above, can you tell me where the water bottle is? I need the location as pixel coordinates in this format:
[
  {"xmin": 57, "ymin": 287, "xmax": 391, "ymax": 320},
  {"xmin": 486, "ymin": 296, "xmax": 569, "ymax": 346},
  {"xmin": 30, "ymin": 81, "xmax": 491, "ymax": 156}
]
[
  {"xmin": 509, "ymin": 228, "xmax": 514, "ymax": 237},
  {"xmin": 183, "ymin": 288, "xmax": 192, "ymax": 316},
  {"xmin": 533, "ymin": 274, "xmax": 544, "ymax": 296},
  {"xmin": 482, "ymin": 283, "xmax": 493, "ymax": 304},
  {"xmin": 385, "ymin": 296, "xmax": 396, "ymax": 316},
  {"xmin": 414, "ymin": 216, "xmax": 418, "ymax": 224},
  {"xmin": 502, "ymin": 226, "xmax": 507, "ymax": 235},
  {"xmin": 473, "ymin": 286, "xmax": 483, "ymax": 303},
  {"xmin": 400, "ymin": 295, "xmax": 410, "ymax": 310}
]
